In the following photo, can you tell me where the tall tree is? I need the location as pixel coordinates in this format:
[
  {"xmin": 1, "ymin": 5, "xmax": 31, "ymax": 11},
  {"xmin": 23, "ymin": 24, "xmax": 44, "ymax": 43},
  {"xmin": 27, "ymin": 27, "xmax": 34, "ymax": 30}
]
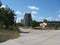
[
  {"xmin": 31, "ymin": 20, "xmax": 37, "ymax": 28},
  {"xmin": 0, "ymin": 5, "xmax": 16, "ymax": 29},
  {"xmin": 43, "ymin": 19, "xmax": 48, "ymax": 23}
]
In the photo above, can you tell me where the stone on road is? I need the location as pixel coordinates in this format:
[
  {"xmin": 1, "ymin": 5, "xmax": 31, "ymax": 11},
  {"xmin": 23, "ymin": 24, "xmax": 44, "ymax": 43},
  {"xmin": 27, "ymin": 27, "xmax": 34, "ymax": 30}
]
[{"xmin": 0, "ymin": 28, "xmax": 60, "ymax": 45}]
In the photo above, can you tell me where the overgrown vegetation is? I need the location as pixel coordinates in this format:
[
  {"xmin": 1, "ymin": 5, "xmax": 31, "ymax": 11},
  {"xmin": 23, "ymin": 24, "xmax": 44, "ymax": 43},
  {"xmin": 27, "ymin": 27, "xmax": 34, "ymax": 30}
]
[
  {"xmin": 0, "ymin": 29, "xmax": 19, "ymax": 42},
  {"xmin": 17, "ymin": 23, "xmax": 25, "ymax": 27},
  {"xmin": 30, "ymin": 19, "xmax": 60, "ymax": 30},
  {"xmin": 0, "ymin": 1, "xmax": 20, "ymax": 42},
  {"xmin": 31, "ymin": 20, "xmax": 39, "ymax": 28}
]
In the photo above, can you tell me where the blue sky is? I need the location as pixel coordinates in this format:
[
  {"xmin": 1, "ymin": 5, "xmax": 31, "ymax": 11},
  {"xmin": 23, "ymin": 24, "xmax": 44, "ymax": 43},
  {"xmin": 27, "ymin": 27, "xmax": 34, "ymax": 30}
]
[{"xmin": 1, "ymin": 0, "xmax": 60, "ymax": 22}]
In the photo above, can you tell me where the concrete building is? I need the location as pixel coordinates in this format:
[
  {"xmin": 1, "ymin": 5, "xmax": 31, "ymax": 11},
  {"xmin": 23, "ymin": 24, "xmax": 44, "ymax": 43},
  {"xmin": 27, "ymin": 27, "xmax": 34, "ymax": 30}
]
[
  {"xmin": 40, "ymin": 22, "xmax": 47, "ymax": 28},
  {"xmin": 21, "ymin": 19, "xmax": 24, "ymax": 25},
  {"xmin": 24, "ymin": 13, "xmax": 32, "ymax": 26},
  {"xmin": 21, "ymin": 13, "xmax": 32, "ymax": 26}
]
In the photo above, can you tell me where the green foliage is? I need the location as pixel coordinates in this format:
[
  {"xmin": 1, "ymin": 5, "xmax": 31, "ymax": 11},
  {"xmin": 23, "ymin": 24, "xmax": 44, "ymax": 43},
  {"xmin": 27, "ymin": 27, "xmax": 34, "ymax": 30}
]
[
  {"xmin": 54, "ymin": 25, "xmax": 57, "ymax": 30},
  {"xmin": 54, "ymin": 24, "xmax": 59, "ymax": 30},
  {"xmin": 43, "ymin": 19, "xmax": 48, "ymax": 23},
  {"xmin": 0, "ymin": 22, "xmax": 3, "ymax": 28},
  {"xmin": 0, "ymin": 1, "xmax": 19, "ymax": 43},
  {"xmin": 31, "ymin": 20, "xmax": 37, "ymax": 28},
  {"xmin": 17, "ymin": 23, "xmax": 25, "ymax": 27},
  {"xmin": 0, "ymin": 5, "xmax": 16, "ymax": 29}
]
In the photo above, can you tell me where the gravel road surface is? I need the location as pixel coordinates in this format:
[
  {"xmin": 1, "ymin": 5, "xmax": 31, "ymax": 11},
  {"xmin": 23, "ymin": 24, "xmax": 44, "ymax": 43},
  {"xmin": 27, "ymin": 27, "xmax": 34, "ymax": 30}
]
[{"xmin": 0, "ymin": 28, "xmax": 60, "ymax": 45}]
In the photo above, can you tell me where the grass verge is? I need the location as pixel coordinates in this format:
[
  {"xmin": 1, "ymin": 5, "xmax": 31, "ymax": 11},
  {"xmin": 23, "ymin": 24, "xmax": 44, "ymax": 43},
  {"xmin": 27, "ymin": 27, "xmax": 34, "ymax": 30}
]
[{"xmin": 0, "ymin": 29, "xmax": 19, "ymax": 43}]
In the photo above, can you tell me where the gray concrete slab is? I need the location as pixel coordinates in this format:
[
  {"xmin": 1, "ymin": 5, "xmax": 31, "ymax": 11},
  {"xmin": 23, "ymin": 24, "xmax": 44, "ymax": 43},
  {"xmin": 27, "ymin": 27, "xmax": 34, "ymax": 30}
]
[{"xmin": 0, "ymin": 28, "xmax": 60, "ymax": 45}]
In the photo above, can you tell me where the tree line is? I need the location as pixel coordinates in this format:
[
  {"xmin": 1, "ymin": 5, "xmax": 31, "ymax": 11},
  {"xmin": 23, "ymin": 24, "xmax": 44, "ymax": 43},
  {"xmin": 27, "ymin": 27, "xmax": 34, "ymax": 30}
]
[{"xmin": 0, "ymin": 1, "xmax": 16, "ymax": 29}]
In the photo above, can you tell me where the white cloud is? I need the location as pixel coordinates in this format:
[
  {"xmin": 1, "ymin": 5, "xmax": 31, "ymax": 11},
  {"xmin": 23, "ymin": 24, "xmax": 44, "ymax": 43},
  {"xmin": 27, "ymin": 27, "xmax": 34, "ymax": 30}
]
[
  {"xmin": 28, "ymin": 5, "xmax": 39, "ymax": 10},
  {"xmin": 45, "ymin": 18, "xmax": 49, "ymax": 20},
  {"xmin": 31, "ymin": 11, "xmax": 37, "ymax": 14},
  {"xmin": 58, "ymin": 15, "xmax": 60, "ymax": 17},
  {"xmin": 15, "ymin": 11, "xmax": 22, "ymax": 15},
  {"xmin": 32, "ymin": 15, "xmax": 37, "ymax": 18},
  {"xmin": 37, "ymin": 17, "xmax": 44, "ymax": 21},
  {"xmin": 16, "ymin": 18, "xmax": 21, "ymax": 23},
  {"xmin": 55, "ymin": 19, "xmax": 59, "ymax": 21},
  {"xmin": 40, "ymin": 17, "xmax": 44, "ymax": 19},
  {"xmin": 31, "ymin": 11, "xmax": 37, "ymax": 18},
  {"xmin": 0, "ymin": 5, "xmax": 7, "ymax": 8},
  {"xmin": 45, "ymin": 17, "xmax": 52, "ymax": 20},
  {"xmin": 48, "ymin": 17, "xmax": 52, "ymax": 19},
  {"xmin": 16, "ymin": 17, "xmax": 23, "ymax": 23},
  {"xmin": 39, "ymin": 17, "xmax": 44, "ymax": 20},
  {"xmin": 15, "ymin": 12, "xmax": 23, "ymax": 23}
]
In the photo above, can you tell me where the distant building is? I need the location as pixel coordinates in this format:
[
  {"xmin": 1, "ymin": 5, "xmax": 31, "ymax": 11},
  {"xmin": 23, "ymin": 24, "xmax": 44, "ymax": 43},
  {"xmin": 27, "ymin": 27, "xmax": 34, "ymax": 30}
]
[
  {"xmin": 21, "ymin": 19, "xmax": 24, "ymax": 25},
  {"xmin": 21, "ymin": 13, "xmax": 32, "ymax": 26},
  {"xmin": 24, "ymin": 13, "xmax": 32, "ymax": 26},
  {"xmin": 40, "ymin": 22, "xmax": 47, "ymax": 28},
  {"xmin": 40, "ymin": 21, "xmax": 60, "ymax": 28}
]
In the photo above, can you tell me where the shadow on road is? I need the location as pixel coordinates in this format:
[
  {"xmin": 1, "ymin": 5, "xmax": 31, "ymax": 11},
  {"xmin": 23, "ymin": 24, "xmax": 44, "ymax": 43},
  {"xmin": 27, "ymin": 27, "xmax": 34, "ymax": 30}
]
[{"xmin": 20, "ymin": 30, "xmax": 29, "ymax": 33}]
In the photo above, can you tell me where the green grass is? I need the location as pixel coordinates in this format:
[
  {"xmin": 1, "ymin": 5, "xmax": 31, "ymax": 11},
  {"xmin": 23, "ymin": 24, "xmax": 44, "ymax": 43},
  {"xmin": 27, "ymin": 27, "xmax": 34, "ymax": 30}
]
[
  {"xmin": 20, "ymin": 26, "xmax": 30, "ymax": 29},
  {"xmin": 0, "ymin": 29, "xmax": 19, "ymax": 43},
  {"xmin": 34, "ymin": 27, "xmax": 60, "ymax": 30}
]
